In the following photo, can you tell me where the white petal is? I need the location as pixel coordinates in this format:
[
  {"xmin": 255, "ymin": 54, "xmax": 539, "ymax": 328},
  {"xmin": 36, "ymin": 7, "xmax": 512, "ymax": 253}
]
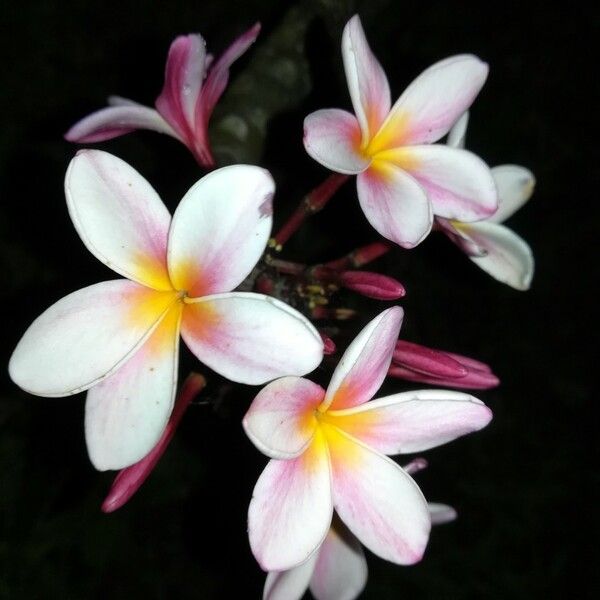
[
  {"xmin": 65, "ymin": 150, "xmax": 173, "ymax": 290},
  {"xmin": 446, "ymin": 111, "xmax": 469, "ymax": 149},
  {"xmin": 167, "ymin": 165, "xmax": 274, "ymax": 297},
  {"xmin": 488, "ymin": 164, "xmax": 536, "ymax": 223},
  {"xmin": 428, "ymin": 503, "xmax": 457, "ymax": 525},
  {"xmin": 263, "ymin": 555, "xmax": 318, "ymax": 600}
]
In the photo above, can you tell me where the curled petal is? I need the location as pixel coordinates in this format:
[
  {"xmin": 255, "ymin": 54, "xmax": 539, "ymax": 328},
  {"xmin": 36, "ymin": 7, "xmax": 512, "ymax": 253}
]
[
  {"xmin": 168, "ymin": 165, "xmax": 274, "ymax": 297},
  {"xmin": 488, "ymin": 165, "xmax": 536, "ymax": 224},
  {"xmin": 65, "ymin": 150, "xmax": 173, "ymax": 290},
  {"xmin": 181, "ymin": 292, "xmax": 323, "ymax": 385},
  {"xmin": 85, "ymin": 305, "xmax": 182, "ymax": 471},
  {"xmin": 243, "ymin": 377, "xmax": 324, "ymax": 459},
  {"xmin": 326, "ymin": 389, "xmax": 492, "ymax": 455},
  {"xmin": 248, "ymin": 430, "xmax": 333, "ymax": 571},
  {"xmin": 428, "ymin": 503, "xmax": 457, "ymax": 525},
  {"xmin": 446, "ymin": 111, "xmax": 469, "ymax": 149},
  {"xmin": 322, "ymin": 307, "xmax": 403, "ymax": 412},
  {"xmin": 341, "ymin": 15, "xmax": 391, "ymax": 142},
  {"xmin": 263, "ymin": 554, "xmax": 318, "ymax": 600},
  {"xmin": 9, "ymin": 280, "xmax": 177, "ymax": 397},
  {"xmin": 459, "ymin": 221, "xmax": 534, "ymax": 290},
  {"xmin": 325, "ymin": 425, "xmax": 430, "ymax": 565},
  {"xmin": 303, "ymin": 109, "xmax": 369, "ymax": 175},
  {"xmin": 378, "ymin": 145, "xmax": 498, "ymax": 222},
  {"xmin": 357, "ymin": 163, "xmax": 432, "ymax": 248}
]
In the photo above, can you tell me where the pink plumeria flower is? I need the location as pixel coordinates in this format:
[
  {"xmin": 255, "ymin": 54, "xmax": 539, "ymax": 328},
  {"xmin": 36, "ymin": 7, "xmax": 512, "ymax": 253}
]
[
  {"xmin": 65, "ymin": 24, "xmax": 261, "ymax": 167},
  {"xmin": 243, "ymin": 306, "xmax": 491, "ymax": 571},
  {"xmin": 436, "ymin": 112, "xmax": 535, "ymax": 290},
  {"xmin": 9, "ymin": 150, "xmax": 323, "ymax": 471},
  {"xmin": 303, "ymin": 15, "xmax": 497, "ymax": 248},
  {"xmin": 263, "ymin": 458, "xmax": 457, "ymax": 600}
]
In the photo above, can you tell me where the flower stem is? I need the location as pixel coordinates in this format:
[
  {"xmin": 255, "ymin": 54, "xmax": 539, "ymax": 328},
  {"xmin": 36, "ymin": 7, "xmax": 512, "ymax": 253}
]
[{"xmin": 324, "ymin": 240, "xmax": 393, "ymax": 270}]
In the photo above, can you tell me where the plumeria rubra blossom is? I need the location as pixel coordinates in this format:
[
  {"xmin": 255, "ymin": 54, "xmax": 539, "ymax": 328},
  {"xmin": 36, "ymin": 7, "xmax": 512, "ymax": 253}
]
[
  {"xmin": 65, "ymin": 24, "xmax": 260, "ymax": 167},
  {"xmin": 263, "ymin": 458, "xmax": 457, "ymax": 600},
  {"xmin": 9, "ymin": 150, "xmax": 323, "ymax": 471},
  {"xmin": 243, "ymin": 306, "xmax": 491, "ymax": 571},
  {"xmin": 390, "ymin": 339, "xmax": 499, "ymax": 389},
  {"xmin": 303, "ymin": 15, "xmax": 497, "ymax": 248},
  {"xmin": 437, "ymin": 112, "xmax": 536, "ymax": 289}
]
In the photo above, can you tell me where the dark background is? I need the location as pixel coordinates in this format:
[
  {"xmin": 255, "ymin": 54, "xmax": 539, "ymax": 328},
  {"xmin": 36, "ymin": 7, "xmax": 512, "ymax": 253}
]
[{"xmin": 0, "ymin": 1, "xmax": 596, "ymax": 598}]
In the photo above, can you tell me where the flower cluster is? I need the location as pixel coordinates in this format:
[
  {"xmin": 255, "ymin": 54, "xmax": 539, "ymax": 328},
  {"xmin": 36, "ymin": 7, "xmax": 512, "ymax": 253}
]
[{"xmin": 9, "ymin": 13, "xmax": 534, "ymax": 599}]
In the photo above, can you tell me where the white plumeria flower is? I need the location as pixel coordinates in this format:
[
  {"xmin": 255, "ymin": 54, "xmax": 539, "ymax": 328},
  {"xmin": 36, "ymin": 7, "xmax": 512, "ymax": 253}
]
[
  {"xmin": 243, "ymin": 307, "xmax": 491, "ymax": 571},
  {"xmin": 437, "ymin": 112, "xmax": 536, "ymax": 290},
  {"xmin": 9, "ymin": 150, "xmax": 323, "ymax": 471},
  {"xmin": 263, "ymin": 458, "xmax": 457, "ymax": 600},
  {"xmin": 303, "ymin": 14, "xmax": 497, "ymax": 248}
]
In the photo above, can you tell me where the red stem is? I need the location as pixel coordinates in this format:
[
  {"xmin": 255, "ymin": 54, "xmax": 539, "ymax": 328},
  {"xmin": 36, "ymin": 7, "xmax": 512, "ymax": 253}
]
[{"xmin": 324, "ymin": 240, "xmax": 393, "ymax": 271}]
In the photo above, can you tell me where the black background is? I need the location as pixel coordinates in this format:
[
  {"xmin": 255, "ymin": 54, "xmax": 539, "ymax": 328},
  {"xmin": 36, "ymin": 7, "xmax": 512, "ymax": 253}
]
[{"xmin": 0, "ymin": 1, "xmax": 596, "ymax": 598}]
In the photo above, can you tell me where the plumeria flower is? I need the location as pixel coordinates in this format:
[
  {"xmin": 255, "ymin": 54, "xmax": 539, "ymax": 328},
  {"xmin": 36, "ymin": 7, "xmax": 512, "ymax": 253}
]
[
  {"xmin": 65, "ymin": 24, "xmax": 261, "ymax": 167},
  {"xmin": 436, "ymin": 112, "xmax": 535, "ymax": 290},
  {"xmin": 9, "ymin": 150, "xmax": 323, "ymax": 471},
  {"xmin": 243, "ymin": 306, "xmax": 491, "ymax": 571},
  {"xmin": 263, "ymin": 458, "xmax": 457, "ymax": 600},
  {"xmin": 303, "ymin": 15, "xmax": 497, "ymax": 248}
]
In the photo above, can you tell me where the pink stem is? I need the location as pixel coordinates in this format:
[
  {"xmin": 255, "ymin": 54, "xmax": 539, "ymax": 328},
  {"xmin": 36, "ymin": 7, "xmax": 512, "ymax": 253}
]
[{"xmin": 324, "ymin": 241, "xmax": 393, "ymax": 271}]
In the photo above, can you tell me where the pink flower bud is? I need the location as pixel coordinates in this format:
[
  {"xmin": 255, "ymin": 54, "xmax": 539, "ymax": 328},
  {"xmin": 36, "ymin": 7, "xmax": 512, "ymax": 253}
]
[
  {"xmin": 338, "ymin": 270, "xmax": 406, "ymax": 300},
  {"xmin": 320, "ymin": 333, "xmax": 336, "ymax": 355}
]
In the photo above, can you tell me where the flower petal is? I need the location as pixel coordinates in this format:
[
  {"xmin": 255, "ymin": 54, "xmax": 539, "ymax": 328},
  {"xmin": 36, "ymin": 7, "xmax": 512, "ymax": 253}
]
[
  {"xmin": 459, "ymin": 221, "xmax": 534, "ymax": 290},
  {"xmin": 263, "ymin": 555, "xmax": 317, "ymax": 600},
  {"xmin": 488, "ymin": 165, "xmax": 536, "ymax": 224},
  {"xmin": 436, "ymin": 216, "xmax": 486, "ymax": 256},
  {"xmin": 248, "ymin": 429, "xmax": 333, "ymax": 571},
  {"xmin": 326, "ymin": 389, "xmax": 492, "ymax": 455},
  {"xmin": 309, "ymin": 522, "xmax": 368, "ymax": 600},
  {"xmin": 181, "ymin": 292, "xmax": 323, "ymax": 385},
  {"xmin": 303, "ymin": 109, "xmax": 369, "ymax": 175},
  {"xmin": 446, "ymin": 111, "xmax": 469, "ymax": 149},
  {"xmin": 9, "ymin": 280, "xmax": 178, "ymax": 396},
  {"xmin": 370, "ymin": 55, "xmax": 488, "ymax": 150},
  {"xmin": 85, "ymin": 305, "xmax": 182, "ymax": 471},
  {"xmin": 357, "ymin": 162, "xmax": 432, "ymax": 248},
  {"xmin": 65, "ymin": 104, "xmax": 178, "ymax": 143},
  {"xmin": 325, "ymin": 424, "xmax": 430, "ymax": 565},
  {"xmin": 428, "ymin": 503, "xmax": 457, "ymax": 525},
  {"xmin": 65, "ymin": 150, "xmax": 173, "ymax": 290},
  {"xmin": 243, "ymin": 377, "xmax": 324, "ymax": 459},
  {"xmin": 167, "ymin": 165, "xmax": 274, "ymax": 297},
  {"xmin": 341, "ymin": 15, "xmax": 391, "ymax": 143},
  {"xmin": 322, "ymin": 307, "xmax": 403, "ymax": 412}
]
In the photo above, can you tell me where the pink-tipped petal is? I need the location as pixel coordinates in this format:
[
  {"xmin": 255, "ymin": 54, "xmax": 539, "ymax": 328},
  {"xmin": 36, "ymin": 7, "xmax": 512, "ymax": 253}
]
[
  {"xmin": 373, "ymin": 55, "xmax": 488, "ymax": 148},
  {"xmin": 243, "ymin": 377, "xmax": 324, "ymax": 459},
  {"xmin": 85, "ymin": 306, "xmax": 182, "ymax": 471},
  {"xmin": 460, "ymin": 221, "xmax": 534, "ymax": 290},
  {"xmin": 357, "ymin": 163, "xmax": 432, "ymax": 248},
  {"xmin": 488, "ymin": 165, "xmax": 536, "ymax": 224},
  {"xmin": 9, "ymin": 280, "xmax": 177, "ymax": 397},
  {"xmin": 326, "ymin": 426, "xmax": 430, "ymax": 565},
  {"xmin": 309, "ymin": 523, "xmax": 368, "ymax": 600},
  {"xmin": 181, "ymin": 292, "xmax": 323, "ymax": 385},
  {"xmin": 428, "ymin": 503, "xmax": 457, "ymax": 525},
  {"xmin": 101, "ymin": 372, "xmax": 206, "ymax": 512},
  {"xmin": 341, "ymin": 15, "xmax": 391, "ymax": 143},
  {"xmin": 263, "ymin": 555, "xmax": 318, "ymax": 600},
  {"xmin": 303, "ymin": 109, "xmax": 370, "ymax": 174},
  {"xmin": 167, "ymin": 165, "xmax": 274, "ymax": 297},
  {"xmin": 446, "ymin": 111, "xmax": 469, "ymax": 149},
  {"xmin": 339, "ymin": 270, "xmax": 405, "ymax": 300},
  {"xmin": 322, "ymin": 307, "xmax": 403, "ymax": 412},
  {"xmin": 393, "ymin": 340, "xmax": 468, "ymax": 379},
  {"xmin": 382, "ymin": 145, "xmax": 497, "ymax": 222},
  {"xmin": 327, "ymin": 389, "xmax": 492, "ymax": 455},
  {"xmin": 65, "ymin": 104, "xmax": 177, "ymax": 143},
  {"xmin": 65, "ymin": 150, "xmax": 173, "ymax": 290},
  {"xmin": 248, "ymin": 430, "xmax": 333, "ymax": 571}
]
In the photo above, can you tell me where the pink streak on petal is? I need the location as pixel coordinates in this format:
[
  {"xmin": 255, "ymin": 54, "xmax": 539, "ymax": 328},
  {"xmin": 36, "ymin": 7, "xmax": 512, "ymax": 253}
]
[{"xmin": 101, "ymin": 372, "xmax": 206, "ymax": 513}]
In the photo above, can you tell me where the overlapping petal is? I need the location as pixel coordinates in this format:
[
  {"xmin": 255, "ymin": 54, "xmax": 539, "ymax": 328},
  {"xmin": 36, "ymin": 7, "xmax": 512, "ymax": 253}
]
[
  {"xmin": 85, "ymin": 305, "xmax": 182, "ymax": 470},
  {"xmin": 243, "ymin": 377, "xmax": 324, "ymax": 459},
  {"xmin": 322, "ymin": 306, "xmax": 403, "ymax": 412},
  {"xmin": 167, "ymin": 165, "xmax": 274, "ymax": 297},
  {"xmin": 488, "ymin": 165, "xmax": 535, "ymax": 223},
  {"xmin": 9, "ymin": 280, "xmax": 178, "ymax": 397},
  {"xmin": 181, "ymin": 292, "xmax": 323, "ymax": 385},
  {"xmin": 325, "ymin": 424, "xmax": 430, "ymax": 564},
  {"xmin": 303, "ymin": 109, "xmax": 369, "ymax": 174},
  {"xmin": 341, "ymin": 15, "xmax": 391, "ymax": 143},
  {"xmin": 248, "ymin": 429, "xmax": 333, "ymax": 571},
  {"xmin": 446, "ymin": 111, "xmax": 469, "ymax": 149},
  {"xmin": 263, "ymin": 554, "xmax": 319, "ymax": 600},
  {"xmin": 428, "ymin": 503, "xmax": 458, "ymax": 525},
  {"xmin": 65, "ymin": 150, "xmax": 173, "ymax": 290},
  {"xmin": 325, "ymin": 390, "xmax": 492, "ymax": 455},
  {"xmin": 357, "ymin": 162, "xmax": 432, "ymax": 248}
]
